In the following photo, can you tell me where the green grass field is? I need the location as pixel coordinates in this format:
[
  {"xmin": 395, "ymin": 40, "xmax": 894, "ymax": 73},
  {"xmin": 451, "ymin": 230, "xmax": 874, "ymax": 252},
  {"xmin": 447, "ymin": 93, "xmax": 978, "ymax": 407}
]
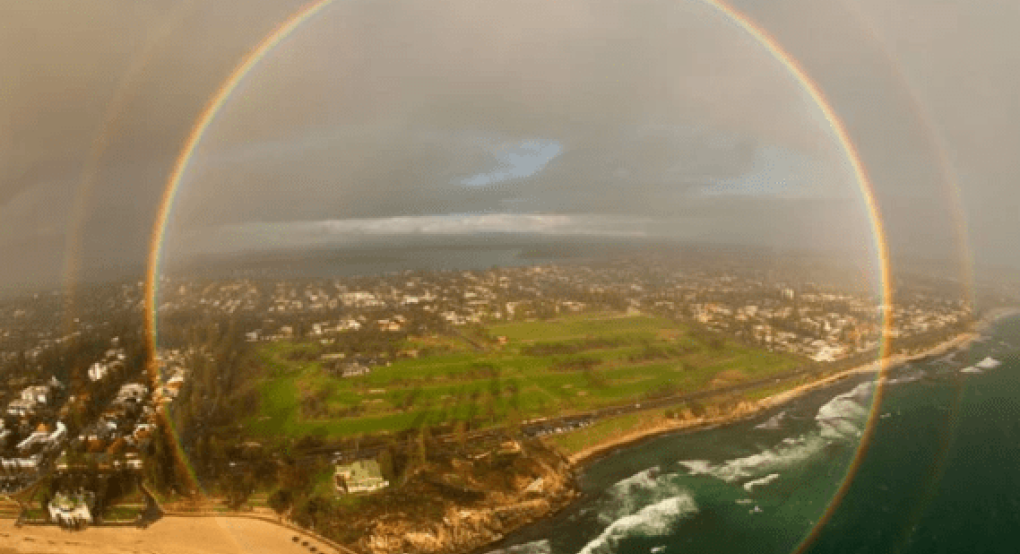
[{"xmin": 245, "ymin": 312, "xmax": 800, "ymax": 440}]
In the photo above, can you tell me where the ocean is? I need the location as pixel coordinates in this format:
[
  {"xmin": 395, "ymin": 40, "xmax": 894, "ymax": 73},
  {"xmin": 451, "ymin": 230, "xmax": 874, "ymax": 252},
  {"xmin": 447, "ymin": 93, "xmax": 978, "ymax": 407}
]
[{"xmin": 485, "ymin": 314, "xmax": 1020, "ymax": 554}]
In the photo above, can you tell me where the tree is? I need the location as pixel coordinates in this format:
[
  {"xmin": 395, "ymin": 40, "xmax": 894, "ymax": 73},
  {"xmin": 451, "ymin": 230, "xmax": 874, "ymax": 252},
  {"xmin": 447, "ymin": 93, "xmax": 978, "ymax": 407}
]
[
  {"xmin": 417, "ymin": 425, "xmax": 431, "ymax": 465},
  {"xmin": 453, "ymin": 421, "xmax": 468, "ymax": 451},
  {"xmin": 224, "ymin": 470, "xmax": 255, "ymax": 510},
  {"xmin": 268, "ymin": 488, "xmax": 294, "ymax": 516},
  {"xmin": 377, "ymin": 448, "xmax": 396, "ymax": 483}
]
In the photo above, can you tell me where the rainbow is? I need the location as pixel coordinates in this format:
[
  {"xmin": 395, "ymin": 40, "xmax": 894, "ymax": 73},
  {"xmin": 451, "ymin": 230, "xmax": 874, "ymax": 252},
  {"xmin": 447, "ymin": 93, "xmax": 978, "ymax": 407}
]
[
  {"xmin": 61, "ymin": 1, "xmax": 199, "ymax": 337},
  {"xmin": 693, "ymin": 4, "xmax": 894, "ymax": 550},
  {"xmin": 833, "ymin": 3, "xmax": 976, "ymax": 546},
  {"xmin": 143, "ymin": 0, "xmax": 896, "ymax": 544}
]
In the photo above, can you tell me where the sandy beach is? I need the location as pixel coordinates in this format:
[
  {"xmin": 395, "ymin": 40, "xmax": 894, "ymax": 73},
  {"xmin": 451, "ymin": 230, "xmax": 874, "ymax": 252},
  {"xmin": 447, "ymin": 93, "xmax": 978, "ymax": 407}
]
[
  {"xmin": 0, "ymin": 516, "xmax": 339, "ymax": 554},
  {"xmin": 566, "ymin": 314, "xmax": 1013, "ymax": 466}
]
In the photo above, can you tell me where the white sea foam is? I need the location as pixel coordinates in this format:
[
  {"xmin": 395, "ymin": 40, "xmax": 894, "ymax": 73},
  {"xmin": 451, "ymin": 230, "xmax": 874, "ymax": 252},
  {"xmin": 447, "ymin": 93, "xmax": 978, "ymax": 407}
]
[
  {"xmin": 887, "ymin": 371, "xmax": 924, "ymax": 385},
  {"xmin": 960, "ymin": 366, "xmax": 982, "ymax": 374},
  {"xmin": 743, "ymin": 473, "xmax": 780, "ymax": 492},
  {"xmin": 936, "ymin": 352, "xmax": 958, "ymax": 364},
  {"xmin": 679, "ymin": 460, "xmax": 713, "ymax": 476},
  {"xmin": 578, "ymin": 495, "xmax": 699, "ymax": 554},
  {"xmin": 815, "ymin": 382, "xmax": 871, "ymax": 440},
  {"xmin": 608, "ymin": 467, "xmax": 660, "ymax": 497},
  {"xmin": 681, "ymin": 383, "xmax": 870, "ymax": 486},
  {"xmin": 487, "ymin": 540, "xmax": 552, "ymax": 554},
  {"xmin": 600, "ymin": 467, "xmax": 689, "ymax": 524},
  {"xmin": 755, "ymin": 411, "xmax": 786, "ymax": 431},
  {"xmin": 976, "ymin": 356, "xmax": 1002, "ymax": 369},
  {"xmin": 680, "ymin": 432, "xmax": 829, "ymax": 483}
]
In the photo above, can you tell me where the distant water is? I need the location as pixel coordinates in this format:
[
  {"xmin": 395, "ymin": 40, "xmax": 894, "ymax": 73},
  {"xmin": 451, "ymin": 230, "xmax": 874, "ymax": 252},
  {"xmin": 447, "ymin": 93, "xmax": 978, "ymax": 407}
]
[
  {"xmin": 182, "ymin": 246, "xmax": 578, "ymax": 281},
  {"xmin": 486, "ymin": 315, "xmax": 1020, "ymax": 554}
]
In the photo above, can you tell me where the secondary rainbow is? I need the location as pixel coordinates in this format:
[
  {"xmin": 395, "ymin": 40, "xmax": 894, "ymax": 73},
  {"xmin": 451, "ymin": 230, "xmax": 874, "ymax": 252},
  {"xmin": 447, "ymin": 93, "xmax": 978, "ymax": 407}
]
[
  {"xmin": 144, "ymin": 0, "xmax": 896, "ymax": 541},
  {"xmin": 61, "ymin": 0, "xmax": 198, "ymax": 337},
  {"xmin": 690, "ymin": 4, "xmax": 894, "ymax": 548}
]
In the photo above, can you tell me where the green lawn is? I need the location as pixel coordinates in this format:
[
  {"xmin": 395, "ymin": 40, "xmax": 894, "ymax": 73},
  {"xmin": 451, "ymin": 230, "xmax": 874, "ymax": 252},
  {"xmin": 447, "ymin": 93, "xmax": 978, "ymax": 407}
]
[
  {"xmin": 246, "ymin": 313, "xmax": 800, "ymax": 440},
  {"xmin": 547, "ymin": 410, "xmax": 655, "ymax": 455}
]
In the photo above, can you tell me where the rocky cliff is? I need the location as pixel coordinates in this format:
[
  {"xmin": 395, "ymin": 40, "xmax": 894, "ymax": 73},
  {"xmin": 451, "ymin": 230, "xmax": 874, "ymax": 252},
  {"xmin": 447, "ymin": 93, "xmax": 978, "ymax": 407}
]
[{"xmin": 340, "ymin": 441, "xmax": 577, "ymax": 554}]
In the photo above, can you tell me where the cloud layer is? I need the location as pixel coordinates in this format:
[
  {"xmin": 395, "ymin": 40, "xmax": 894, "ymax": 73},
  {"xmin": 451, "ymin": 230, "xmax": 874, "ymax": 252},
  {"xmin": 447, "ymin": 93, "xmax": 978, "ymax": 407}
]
[{"xmin": 0, "ymin": 0, "xmax": 1015, "ymax": 289}]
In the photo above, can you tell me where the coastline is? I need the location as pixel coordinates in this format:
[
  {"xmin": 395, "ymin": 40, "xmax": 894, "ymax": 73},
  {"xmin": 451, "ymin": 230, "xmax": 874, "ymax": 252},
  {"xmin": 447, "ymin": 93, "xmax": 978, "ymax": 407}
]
[
  {"xmin": 9, "ymin": 311, "xmax": 1017, "ymax": 554},
  {"xmin": 564, "ymin": 310, "xmax": 1019, "ymax": 468}
]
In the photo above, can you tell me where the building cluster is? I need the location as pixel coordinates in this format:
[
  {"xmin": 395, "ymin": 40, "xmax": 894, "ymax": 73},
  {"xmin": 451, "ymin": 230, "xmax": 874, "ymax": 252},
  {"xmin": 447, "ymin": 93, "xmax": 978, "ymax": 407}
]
[
  {"xmin": 153, "ymin": 260, "xmax": 972, "ymax": 365},
  {"xmin": 680, "ymin": 287, "xmax": 969, "ymax": 362},
  {"xmin": 1, "ymin": 338, "xmax": 188, "ymax": 494},
  {"xmin": 0, "ymin": 252, "xmax": 983, "ymax": 503},
  {"xmin": 0, "ymin": 377, "xmax": 67, "ymax": 493}
]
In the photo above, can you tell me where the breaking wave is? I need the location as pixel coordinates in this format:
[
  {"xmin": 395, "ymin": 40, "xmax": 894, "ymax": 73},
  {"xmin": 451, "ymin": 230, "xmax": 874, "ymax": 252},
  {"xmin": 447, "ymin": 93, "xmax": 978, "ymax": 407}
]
[
  {"xmin": 682, "ymin": 433, "xmax": 829, "ymax": 483},
  {"xmin": 976, "ymin": 356, "xmax": 1002, "ymax": 369},
  {"xmin": 608, "ymin": 467, "xmax": 660, "ymax": 497},
  {"xmin": 755, "ymin": 411, "xmax": 786, "ymax": 431},
  {"xmin": 816, "ymin": 382, "xmax": 872, "ymax": 440},
  {"xmin": 487, "ymin": 540, "xmax": 553, "ymax": 554},
  {"xmin": 600, "ymin": 467, "xmax": 687, "ymax": 524},
  {"xmin": 743, "ymin": 473, "xmax": 780, "ymax": 492},
  {"xmin": 578, "ymin": 495, "xmax": 699, "ymax": 554},
  {"xmin": 681, "ymin": 381, "xmax": 873, "ymax": 488}
]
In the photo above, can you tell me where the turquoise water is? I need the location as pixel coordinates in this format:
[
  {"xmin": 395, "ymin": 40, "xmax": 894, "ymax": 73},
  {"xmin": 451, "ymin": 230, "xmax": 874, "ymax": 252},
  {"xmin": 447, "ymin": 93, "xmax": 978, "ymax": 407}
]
[{"xmin": 487, "ymin": 315, "xmax": 1020, "ymax": 554}]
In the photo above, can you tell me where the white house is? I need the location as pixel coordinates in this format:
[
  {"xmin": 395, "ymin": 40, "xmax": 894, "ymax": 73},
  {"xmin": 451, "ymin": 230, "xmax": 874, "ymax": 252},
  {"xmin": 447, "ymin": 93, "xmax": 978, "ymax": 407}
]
[
  {"xmin": 88, "ymin": 362, "xmax": 109, "ymax": 382},
  {"xmin": 21, "ymin": 385, "xmax": 50, "ymax": 405}
]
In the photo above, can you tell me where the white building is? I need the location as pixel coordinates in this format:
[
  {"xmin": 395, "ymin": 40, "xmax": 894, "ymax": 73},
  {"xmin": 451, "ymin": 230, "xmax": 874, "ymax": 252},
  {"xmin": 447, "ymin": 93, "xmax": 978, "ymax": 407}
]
[{"xmin": 88, "ymin": 362, "xmax": 109, "ymax": 382}]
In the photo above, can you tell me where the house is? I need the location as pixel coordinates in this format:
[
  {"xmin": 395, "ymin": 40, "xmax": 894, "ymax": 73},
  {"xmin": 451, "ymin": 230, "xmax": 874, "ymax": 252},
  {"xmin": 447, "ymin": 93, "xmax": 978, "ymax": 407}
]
[
  {"xmin": 333, "ymin": 362, "xmax": 371, "ymax": 378},
  {"xmin": 1, "ymin": 455, "xmax": 40, "ymax": 475},
  {"xmin": 165, "ymin": 373, "xmax": 185, "ymax": 396},
  {"xmin": 115, "ymin": 383, "xmax": 149, "ymax": 403},
  {"xmin": 21, "ymin": 385, "xmax": 50, "ymax": 405},
  {"xmin": 335, "ymin": 459, "xmax": 389, "ymax": 494},
  {"xmin": 88, "ymin": 362, "xmax": 108, "ymax": 382},
  {"xmin": 17, "ymin": 429, "xmax": 50, "ymax": 454},
  {"xmin": 376, "ymin": 319, "xmax": 403, "ymax": 332},
  {"xmin": 6, "ymin": 398, "xmax": 35, "ymax": 418},
  {"xmin": 48, "ymin": 492, "xmax": 93, "ymax": 528},
  {"xmin": 49, "ymin": 421, "xmax": 67, "ymax": 443}
]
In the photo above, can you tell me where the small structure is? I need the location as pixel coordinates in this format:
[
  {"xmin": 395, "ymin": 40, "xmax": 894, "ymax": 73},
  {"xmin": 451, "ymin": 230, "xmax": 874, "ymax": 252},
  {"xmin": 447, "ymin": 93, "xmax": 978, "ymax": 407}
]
[
  {"xmin": 336, "ymin": 362, "xmax": 371, "ymax": 378},
  {"xmin": 6, "ymin": 398, "xmax": 35, "ymax": 418},
  {"xmin": 22, "ymin": 385, "xmax": 51, "ymax": 405},
  {"xmin": 48, "ymin": 491, "xmax": 93, "ymax": 529},
  {"xmin": 88, "ymin": 362, "xmax": 109, "ymax": 382},
  {"xmin": 334, "ymin": 459, "xmax": 389, "ymax": 494}
]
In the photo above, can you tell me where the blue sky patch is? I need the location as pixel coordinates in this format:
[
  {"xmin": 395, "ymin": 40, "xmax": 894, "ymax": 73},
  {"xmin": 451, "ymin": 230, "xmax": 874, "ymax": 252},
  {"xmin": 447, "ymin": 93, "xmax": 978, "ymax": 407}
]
[
  {"xmin": 461, "ymin": 138, "xmax": 563, "ymax": 187},
  {"xmin": 700, "ymin": 145, "xmax": 833, "ymax": 197}
]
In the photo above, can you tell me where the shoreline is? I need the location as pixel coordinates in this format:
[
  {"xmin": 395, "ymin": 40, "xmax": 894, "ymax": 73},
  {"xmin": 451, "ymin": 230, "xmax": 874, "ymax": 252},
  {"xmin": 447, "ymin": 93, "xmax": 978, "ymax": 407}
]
[
  {"xmin": 564, "ymin": 310, "xmax": 1019, "ymax": 468},
  {"xmin": 8, "ymin": 310, "xmax": 1017, "ymax": 554}
]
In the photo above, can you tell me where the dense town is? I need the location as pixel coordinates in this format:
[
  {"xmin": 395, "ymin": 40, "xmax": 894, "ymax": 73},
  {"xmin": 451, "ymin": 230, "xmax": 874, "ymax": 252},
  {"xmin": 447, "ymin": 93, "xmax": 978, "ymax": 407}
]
[{"xmin": 0, "ymin": 251, "xmax": 987, "ymax": 534}]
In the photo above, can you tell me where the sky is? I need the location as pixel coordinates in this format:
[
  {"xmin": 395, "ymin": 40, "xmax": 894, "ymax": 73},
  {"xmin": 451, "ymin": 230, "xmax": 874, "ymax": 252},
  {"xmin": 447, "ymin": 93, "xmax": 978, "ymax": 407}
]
[{"xmin": 1, "ymin": 0, "xmax": 1018, "ymax": 291}]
